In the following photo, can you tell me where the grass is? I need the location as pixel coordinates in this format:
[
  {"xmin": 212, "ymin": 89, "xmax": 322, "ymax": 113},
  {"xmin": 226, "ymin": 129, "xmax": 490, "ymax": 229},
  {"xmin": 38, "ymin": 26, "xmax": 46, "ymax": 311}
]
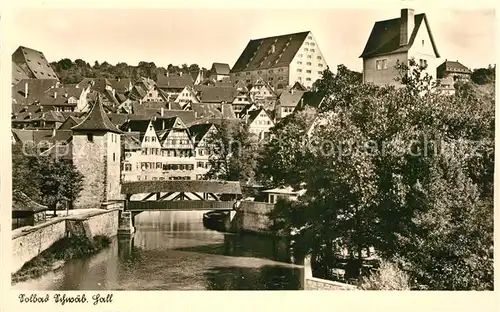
[{"xmin": 11, "ymin": 235, "xmax": 111, "ymax": 284}]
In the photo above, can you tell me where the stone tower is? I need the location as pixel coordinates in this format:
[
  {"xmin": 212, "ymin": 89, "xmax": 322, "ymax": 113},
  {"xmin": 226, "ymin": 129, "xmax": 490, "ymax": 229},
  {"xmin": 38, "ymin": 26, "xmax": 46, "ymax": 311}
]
[{"xmin": 71, "ymin": 96, "xmax": 122, "ymax": 209}]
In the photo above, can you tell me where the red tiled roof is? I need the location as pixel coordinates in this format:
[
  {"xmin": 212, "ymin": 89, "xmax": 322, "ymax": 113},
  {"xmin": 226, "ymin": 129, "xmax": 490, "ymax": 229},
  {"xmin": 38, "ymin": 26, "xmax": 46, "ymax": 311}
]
[
  {"xmin": 231, "ymin": 31, "xmax": 310, "ymax": 72},
  {"xmin": 360, "ymin": 13, "xmax": 440, "ymax": 58}
]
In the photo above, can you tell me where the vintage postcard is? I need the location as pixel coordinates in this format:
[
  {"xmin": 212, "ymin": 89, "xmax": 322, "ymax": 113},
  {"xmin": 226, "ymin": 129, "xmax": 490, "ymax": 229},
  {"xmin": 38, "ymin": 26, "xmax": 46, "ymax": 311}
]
[{"xmin": 1, "ymin": 0, "xmax": 498, "ymax": 311}]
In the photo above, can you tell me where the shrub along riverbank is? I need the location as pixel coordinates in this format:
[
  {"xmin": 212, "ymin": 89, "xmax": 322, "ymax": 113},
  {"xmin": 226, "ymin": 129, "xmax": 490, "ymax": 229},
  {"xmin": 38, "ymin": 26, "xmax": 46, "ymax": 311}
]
[{"xmin": 12, "ymin": 235, "xmax": 110, "ymax": 284}]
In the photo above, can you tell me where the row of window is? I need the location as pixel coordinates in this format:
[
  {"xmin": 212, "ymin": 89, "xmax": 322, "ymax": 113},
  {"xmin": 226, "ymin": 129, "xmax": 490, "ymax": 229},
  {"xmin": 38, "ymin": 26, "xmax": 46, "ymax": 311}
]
[
  {"xmin": 304, "ymin": 41, "xmax": 316, "ymax": 46},
  {"xmin": 297, "ymin": 54, "xmax": 322, "ymax": 60},
  {"xmin": 282, "ymin": 107, "xmax": 294, "ymax": 113},
  {"xmin": 297, "ymin": 61, "xmax": 324, "ymax": 68},
  {"xmin": 375, "ymin": 58, "xmax": 428, "ymax": 71},
  {"xmin": 304, "ymin": 48, "xmax": 316, "ymax": 52},
  {"xmin": 136, "ymin": 175, "xmax": 192, "ymax": 181},
  {"xmin": 297, "ymin": 77, "xmax": 312, "ymax": 82},
  {"xmin": 297, "ymin": 69, "xmax": 322, "ymax": 75},
  {"xmin": 126, "ymin": 162, "xmax": 197, "ymax": 171},
  {"xmin": 140, "ymin": 148, "xmax": 194, "ymax": 157}
]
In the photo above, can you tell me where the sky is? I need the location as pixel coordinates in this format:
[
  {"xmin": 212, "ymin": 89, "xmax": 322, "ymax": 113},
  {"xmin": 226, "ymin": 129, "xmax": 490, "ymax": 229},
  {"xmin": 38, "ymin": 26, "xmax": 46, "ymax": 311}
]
[{"xmin": 7, "ymin": 7, "xmax": 496, "ymax": 72}]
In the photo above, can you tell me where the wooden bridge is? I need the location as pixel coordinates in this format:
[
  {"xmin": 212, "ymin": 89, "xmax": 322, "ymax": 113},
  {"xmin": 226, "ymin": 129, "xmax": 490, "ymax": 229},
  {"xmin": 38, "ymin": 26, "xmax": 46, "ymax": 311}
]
[{"xmin": 121, "ymin": 180, "xmax": 242, "ymax": 212}]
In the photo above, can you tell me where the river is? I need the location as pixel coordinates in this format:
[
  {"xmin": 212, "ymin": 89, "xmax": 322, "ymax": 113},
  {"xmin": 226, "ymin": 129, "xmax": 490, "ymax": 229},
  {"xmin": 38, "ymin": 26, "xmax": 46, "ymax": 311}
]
[{"xmin": 12, "ymin": 211, "xmax": 304, "ymax": 290}]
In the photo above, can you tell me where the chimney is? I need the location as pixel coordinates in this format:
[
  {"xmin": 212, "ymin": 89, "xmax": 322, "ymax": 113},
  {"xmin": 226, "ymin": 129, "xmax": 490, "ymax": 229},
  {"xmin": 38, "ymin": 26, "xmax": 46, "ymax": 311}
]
[
  {"xmin": 52, "ymin": 128, "xmax": 56, "ymax": 137},
  {"xmin": 64, "ymin": 91, "xmax": 68, "ymax": 98},
  {"xmin": 54, "ymin": 91, "xmax": 57, "ymax": 99},
  {"xmin": 400, "ymin": 9, "xmax": 415, "ymax": 46},
  {"xmin": 291, "ymin": 88, "xmax": 294, "ymax": 94},
  {"xmin": 161, "ymin": 107, "xmax": 164, "ymax": 117},
  {"xmin": 24, "ymin": 82, "xmax": 28, "ymax": 98},
  {"xmin": 179, "ymin": 72, "xmax": 183, "ymax": 77},
  {"xmin": 221, "ymin": 104, "xmax": 225, "ymax": 116},
  {"xmin": 162, "ymin": 119, "xmax": 165, "ymax": 130},
  {"xmin": 195, "ymin": 111, "xmax": 198, "ymax": 118}
]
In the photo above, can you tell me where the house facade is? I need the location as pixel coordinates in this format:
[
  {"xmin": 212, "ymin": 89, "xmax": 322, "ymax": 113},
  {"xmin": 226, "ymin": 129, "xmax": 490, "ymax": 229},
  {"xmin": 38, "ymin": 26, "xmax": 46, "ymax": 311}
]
[
  {"xmin": 209, "ymin": 63, "xmax": 231, "ymax": 82},
  {"xmin": 230, "ymin": 31, "xmax": 328, "ymax": 89},
  {"xmin": 244, "ymin": 107, "xmax": 274, "ymax": 142},
  {"xmin": 436, "ymin": 60, "xmax": 472, "ymax": 81},
  {"xmin": 360, "ymin": 9, "xmax": 440, "ymax": 86}
]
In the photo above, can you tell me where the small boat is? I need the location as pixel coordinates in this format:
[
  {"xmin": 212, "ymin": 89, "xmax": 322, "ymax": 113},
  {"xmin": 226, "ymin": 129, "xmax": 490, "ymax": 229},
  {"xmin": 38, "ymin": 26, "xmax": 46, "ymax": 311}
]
[{"xmin": 202, "ymin": 210, "xmax": 229, "ymax": 232}]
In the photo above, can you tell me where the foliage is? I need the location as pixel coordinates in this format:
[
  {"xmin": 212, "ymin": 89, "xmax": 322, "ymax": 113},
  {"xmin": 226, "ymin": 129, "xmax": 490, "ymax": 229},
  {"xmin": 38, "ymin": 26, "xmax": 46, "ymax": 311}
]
[
  {"xmin": 471, "ymin": 65, "xmax": 496, "ymax": 85},
  {"xmin": 204, "ymin": 120, "xmax": 261, "ymax": 184},
  {"xmin": 257, "ymin": 107, "xmax": 317, "ymax": 188},
  {"xmin": 258, "ymin": 62, "xmax": 495, "ymax": 290},
  {"xmin": 358, "ymin": 260, "xmax": 411, "ymax": 290},
  {"xmin": 12, "ymin": 144, "xmax": 84, "ymax": 215},
  {"xmin": 50, "ymin": 58, "xmax": 209, "ymax": 84}
]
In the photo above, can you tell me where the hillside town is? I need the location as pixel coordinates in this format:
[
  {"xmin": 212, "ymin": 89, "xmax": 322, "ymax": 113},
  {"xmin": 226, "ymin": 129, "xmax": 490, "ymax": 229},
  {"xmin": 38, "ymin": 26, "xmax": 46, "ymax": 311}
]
[{"xmin": 10, "ymin": 8, "xmax": 494, "ymax": 292}]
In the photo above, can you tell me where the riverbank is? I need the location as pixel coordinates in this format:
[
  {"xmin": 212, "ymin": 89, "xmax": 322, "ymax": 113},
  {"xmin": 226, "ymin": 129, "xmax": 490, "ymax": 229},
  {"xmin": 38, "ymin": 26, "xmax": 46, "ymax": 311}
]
[
  {"xmin": 12, "ymin": 208, "xmax": 120, "ymax": 274},
  {"xmin": 12, "ymin": 235, "xmax": 110, "ymax": 284}
]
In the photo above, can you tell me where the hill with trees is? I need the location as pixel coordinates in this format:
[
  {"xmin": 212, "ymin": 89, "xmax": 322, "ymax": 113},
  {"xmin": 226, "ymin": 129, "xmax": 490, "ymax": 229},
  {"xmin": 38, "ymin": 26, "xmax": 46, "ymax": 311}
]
[{"xmin": 50, "ymin": 58, "xmax": 209, "ymax": 84}]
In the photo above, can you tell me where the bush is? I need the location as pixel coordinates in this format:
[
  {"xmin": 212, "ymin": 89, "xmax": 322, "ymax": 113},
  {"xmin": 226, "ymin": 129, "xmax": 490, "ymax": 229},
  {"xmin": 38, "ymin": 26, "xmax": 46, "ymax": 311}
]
[{"xmin": 358, "ymin": 260, "xmax": 411, "ymax": 290}]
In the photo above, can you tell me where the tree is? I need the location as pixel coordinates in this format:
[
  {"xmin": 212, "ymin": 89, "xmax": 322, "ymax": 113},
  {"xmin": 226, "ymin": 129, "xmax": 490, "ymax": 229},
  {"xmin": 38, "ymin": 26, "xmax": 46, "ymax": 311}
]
[
  {"xmin": 12, "ymin": 143, "xmax": 42, "ymax": 202},
  {"xmin": 257, "ymin": 107, "xmax": 317, "ymax": 188},
  {"xmin": 204, "ymin": 120, "xmax": 259, "ymax": 184},
  {"xmin": 260, "ymin": 62, "xmax": 494, "ymax": 289},
  {"xmin": 471, "ymin": 65, "xmax": 496, "ymax": 85},
  {"xmin": 35, "ymin": 156, "xmax": 84, "ymax": 216}
]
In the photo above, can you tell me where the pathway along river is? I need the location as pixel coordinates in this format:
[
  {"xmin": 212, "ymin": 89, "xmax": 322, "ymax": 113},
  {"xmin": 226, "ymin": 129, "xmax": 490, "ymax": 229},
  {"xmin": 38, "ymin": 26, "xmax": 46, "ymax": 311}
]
[{"xmin": 13, "ymin": 211, "xmax": 304, "ymax": 290}]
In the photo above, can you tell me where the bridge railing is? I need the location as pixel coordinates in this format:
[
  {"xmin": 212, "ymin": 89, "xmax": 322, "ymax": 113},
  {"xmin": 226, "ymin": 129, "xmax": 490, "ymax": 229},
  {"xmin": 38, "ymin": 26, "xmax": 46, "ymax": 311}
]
[{"xmin": 127, "ymin": 200, "xmax": 235, "ymax": 211}]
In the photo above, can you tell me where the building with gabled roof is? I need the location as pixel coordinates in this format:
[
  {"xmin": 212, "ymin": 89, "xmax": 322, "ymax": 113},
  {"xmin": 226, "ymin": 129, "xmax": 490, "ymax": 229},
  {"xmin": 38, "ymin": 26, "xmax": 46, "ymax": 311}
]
[
  {"xmin": 360, "ymin": 8, "xmax": 440, "ymax": 86},
  {"xmin": 243, "ymin": 107, "xmax": 274, "ymax": 142},
  {"xmin": 230, "ymin": 31, "xmax": 327, "ymax": 89},
  {"xmin": 209, "ymin": 62, "xmax": 231, "ymax": 82},
  {"xmin": 12, "ymin": 46, "xmax": 59, "ymax": 82},
  {"xmin": 436, "ymin": 59, "xmax": 472, "ymax": 81}
]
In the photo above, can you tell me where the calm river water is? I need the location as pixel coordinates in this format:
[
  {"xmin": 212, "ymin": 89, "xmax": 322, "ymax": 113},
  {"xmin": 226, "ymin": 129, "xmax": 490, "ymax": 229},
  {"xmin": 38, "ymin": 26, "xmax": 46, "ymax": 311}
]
[{"xmin": 12, "ymin": 211, "xmax": 304, "ymax": 290}]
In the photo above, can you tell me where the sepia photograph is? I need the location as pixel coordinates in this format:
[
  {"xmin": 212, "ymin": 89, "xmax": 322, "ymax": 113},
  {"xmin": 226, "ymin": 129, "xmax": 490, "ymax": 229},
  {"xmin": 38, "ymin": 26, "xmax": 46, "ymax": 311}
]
[{"xmin": 6, "ymin": 4, "xmax": 495, "ymax": 294}]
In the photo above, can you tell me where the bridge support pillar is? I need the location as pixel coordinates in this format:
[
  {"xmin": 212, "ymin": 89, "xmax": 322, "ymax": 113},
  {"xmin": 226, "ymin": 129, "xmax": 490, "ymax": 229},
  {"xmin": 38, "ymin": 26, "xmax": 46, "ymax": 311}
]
[{"xmin": 118, "ymin": 210, "xmax": 135, "ymax": 235}]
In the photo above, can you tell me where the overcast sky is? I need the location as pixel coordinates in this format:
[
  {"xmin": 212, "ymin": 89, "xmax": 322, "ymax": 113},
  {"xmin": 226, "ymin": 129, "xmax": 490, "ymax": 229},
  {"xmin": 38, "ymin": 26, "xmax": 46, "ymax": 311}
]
[{"xmin": 7, "ymin": 7, "xmax": 496, "ymax": 72}]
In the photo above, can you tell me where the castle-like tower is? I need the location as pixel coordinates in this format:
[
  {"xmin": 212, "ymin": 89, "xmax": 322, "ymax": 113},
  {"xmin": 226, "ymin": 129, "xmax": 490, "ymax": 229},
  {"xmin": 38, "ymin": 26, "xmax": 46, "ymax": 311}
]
[{"xmin": 71, "ymin": 97, "xmax": 122, "ymax": 209}]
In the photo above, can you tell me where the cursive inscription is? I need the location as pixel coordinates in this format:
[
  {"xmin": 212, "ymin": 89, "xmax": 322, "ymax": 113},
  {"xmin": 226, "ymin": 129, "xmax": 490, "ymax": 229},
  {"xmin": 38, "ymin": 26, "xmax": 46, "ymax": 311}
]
[{"xmin": 18, "ymin": 293, "xmax": 114, "ymax": 306}]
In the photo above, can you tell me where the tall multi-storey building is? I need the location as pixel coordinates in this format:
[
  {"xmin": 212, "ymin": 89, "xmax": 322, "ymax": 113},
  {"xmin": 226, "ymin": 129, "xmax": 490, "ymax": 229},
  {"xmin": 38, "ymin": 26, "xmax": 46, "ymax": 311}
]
[{"xmin": 230, "ymin": 31, "xmax": 328, "ymax": 89}]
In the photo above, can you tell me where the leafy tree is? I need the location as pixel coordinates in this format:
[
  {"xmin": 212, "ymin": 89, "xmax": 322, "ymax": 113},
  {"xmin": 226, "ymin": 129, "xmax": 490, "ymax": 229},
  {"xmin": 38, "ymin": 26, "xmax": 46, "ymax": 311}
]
[
  {"xmin": 35, "ymin": 156, "xmax": 84, "ymax": 216},
  {"xmin": 204, "ymin": 120, "xmax": 259, "ymax": 184},
  {"xmin": 257, "ymin": 107, "xmax": 317, "ymax": 188},
  {"xmin": 471, "ymin": 65, "xmax": 496, "ymax": 85},
  {"xmin": 259, "ymin": 62, "xmax": 494, "ymax": 289},
  {"xmin": 12, "ymin": 143, "xmax": 84, "ymax": 216}
]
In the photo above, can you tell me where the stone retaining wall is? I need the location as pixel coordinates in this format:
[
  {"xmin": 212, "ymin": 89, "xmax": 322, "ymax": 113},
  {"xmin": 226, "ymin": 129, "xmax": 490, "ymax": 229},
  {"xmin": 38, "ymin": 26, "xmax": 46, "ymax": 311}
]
[
  {"xmin": 303, "ymin": 255, "xmax": 358, "ymax": 290},
  {"xmin": 11, "ymin": 209, "xmax": 120, "ymax": 274},
  {"xmin": 231, "ymin": 201, "xmax": 275, "ymax": 234}
]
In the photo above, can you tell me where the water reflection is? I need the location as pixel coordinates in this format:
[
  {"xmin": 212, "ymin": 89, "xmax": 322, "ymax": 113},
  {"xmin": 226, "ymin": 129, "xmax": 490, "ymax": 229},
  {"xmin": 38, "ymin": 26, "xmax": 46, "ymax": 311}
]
[{"xmin": 12, "ymin": 211, "xmax": 303, "ymax": 290}]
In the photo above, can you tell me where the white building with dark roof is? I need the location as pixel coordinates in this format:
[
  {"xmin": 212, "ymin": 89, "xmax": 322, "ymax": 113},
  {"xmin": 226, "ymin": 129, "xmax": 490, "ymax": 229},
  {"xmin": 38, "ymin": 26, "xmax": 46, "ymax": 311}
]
[
  {"xmin": 360, "ymin": 8, "xmax": 440, "ymax": 86},
  {"xmin": 230, "ymin": 31, "xmax": 328, "ymax": 89}
]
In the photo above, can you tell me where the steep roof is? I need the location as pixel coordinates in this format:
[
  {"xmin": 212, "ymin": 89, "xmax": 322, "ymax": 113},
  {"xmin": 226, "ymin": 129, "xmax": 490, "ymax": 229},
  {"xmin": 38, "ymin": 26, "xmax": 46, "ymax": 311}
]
[
  {"xmin": 156, "ymin": 73, "xmax": 194, "ymax": 89},
  {"xmin": 11, "ymin": 129, "xmax": 73, "ymax": 145},
  {"xmin": 12, "ymin": 79, "xmax": 60, "ymax": 105},
  {"xmin": 122, "ymin": 132, "xmax": 142, "ymax": 150},
  {"xmin": 360, "ymin": 13, "xmax": 440, "ymax": 58},
  {"xmin": 247, "ymin": 107, "xmax": 271, "ymax": 124},
  {"xmin": 72, "ymin": 97, "xmax": 122, "ymax": 133},
  {"xmin": 40, "ymin": 87, "xmax": 84, "ymax": 107},
  {"xmin": 58, "ymin": 115, "xmax": 85, "ymax": 130},
  {"xmin": 194, "ymin": 85, "xmax": 239, "ymax": 103},
  {"xmin": 211, "ymin": 62, "xmax": 231, "ymax": 75},
  {"xmin": 278, "ymin": 89, "xmax": 306, "ymax": 107},
  {"xmin": 12, "ymin": 46, "xmax": 59, "ymax": 80},
  {"xmin": 189, "ymin": 123, "xmax": 214, "ymax": 144},
  {"xmin": 12, "ymin": 191, "xmax": 48, "ymax": 213},
  {"xmin": 108, "ymin": 78, "xmax": 132, "ymax": 92},
  {"xmin": 231, "ymin": 31, "xmax": 310, "ymax": 72},
  {"xmin": 12, "ymin": 61, "xmax": 30, "ymax": 85},
  {"xmin": 300, "ymin": 91, "xmax": 325, "ymax": 109},
  {"xmin": 437, "ymin": 60, "xmax": 471, "ymax": 74}
]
